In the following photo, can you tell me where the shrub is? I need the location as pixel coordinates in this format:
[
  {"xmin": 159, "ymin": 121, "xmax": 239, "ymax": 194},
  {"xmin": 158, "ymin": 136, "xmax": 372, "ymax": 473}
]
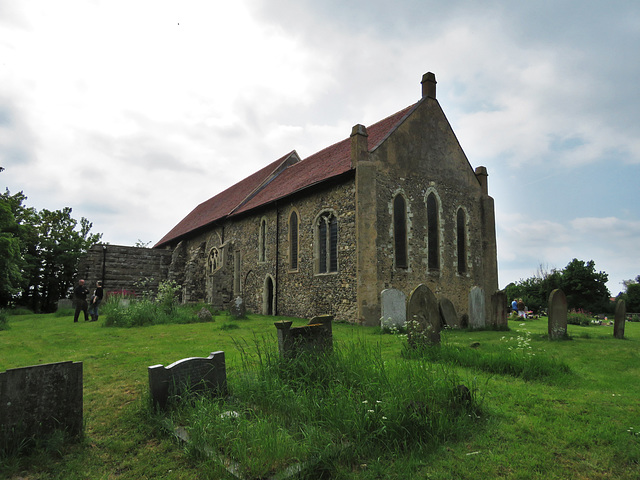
[{"xmin": 567, "ymin": 312, "xmax": 592, "ymax": 326}]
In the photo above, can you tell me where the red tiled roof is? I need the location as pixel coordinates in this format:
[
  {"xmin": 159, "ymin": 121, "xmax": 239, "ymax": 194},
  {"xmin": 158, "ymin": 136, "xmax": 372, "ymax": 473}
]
[{"xmin": 155, "ymin": 101, "xmax": 420, "ymax": 248}]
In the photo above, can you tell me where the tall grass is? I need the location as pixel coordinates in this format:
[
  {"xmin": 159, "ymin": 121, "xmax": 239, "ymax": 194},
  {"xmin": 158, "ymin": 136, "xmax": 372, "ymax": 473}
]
[
  {"xmin": 404, "ymin": 331, "xmax": 571, "ymax": 382},
  {"xmin": 165, "ymin": 337, "xmax": 480, "ymax": 478}
]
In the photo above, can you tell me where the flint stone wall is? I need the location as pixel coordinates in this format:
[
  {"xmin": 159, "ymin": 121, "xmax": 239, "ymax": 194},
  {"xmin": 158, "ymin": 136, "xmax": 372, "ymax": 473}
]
[{"xmin": 0, "ymin": 361, "xmax": 83, "ymax": 447}]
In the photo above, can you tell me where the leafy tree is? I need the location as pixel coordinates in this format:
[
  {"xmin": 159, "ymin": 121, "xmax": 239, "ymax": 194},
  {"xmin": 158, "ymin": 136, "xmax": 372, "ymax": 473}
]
[
  {"xmin": 0, "ymin": 189, "xmax": 102, "ymax": 312},
  {"xmin": 559, "ymin": 259, "xmax": 610, "ymax": 312},
  {"xmin": 620, "ymin": 276, "xmax": 640, "ymax": 313},
  {"xmin": 505, "ymin": 259, "xmax": 610, "ymax": 314},
  {"xmin": 0, "ymin": 196, "xmax": 23, "ymax": 305}
]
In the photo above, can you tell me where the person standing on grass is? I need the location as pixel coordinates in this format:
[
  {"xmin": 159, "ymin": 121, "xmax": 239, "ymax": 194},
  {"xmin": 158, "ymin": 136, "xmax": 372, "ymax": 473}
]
[
  {"xmin": 73, "ymin": 279, "xmax": 90, "ymax": 322},
  {"xmin": 89, "ymin": 280, "xmax": 103, "ymax": 322},
  {"xmin": 511, "ymin": 298, "xmax": 518, "ymax": 315},
  {"xmin": 517, "ymin": 298, "xmax": 526, "ymax": 318}
]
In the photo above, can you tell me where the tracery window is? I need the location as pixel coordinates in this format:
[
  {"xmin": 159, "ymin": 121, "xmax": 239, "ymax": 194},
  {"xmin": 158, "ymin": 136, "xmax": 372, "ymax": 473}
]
[
  {"xmin": 393, "ymin": 194, "xmax": 408, "ymax": 268},
  {"xmin": 208, "ymin": 247, "xmax": 221, "ymax": 273},
  {"xmin": 316, "ymin": 212, "xmax": 338, "ymax": 274}
]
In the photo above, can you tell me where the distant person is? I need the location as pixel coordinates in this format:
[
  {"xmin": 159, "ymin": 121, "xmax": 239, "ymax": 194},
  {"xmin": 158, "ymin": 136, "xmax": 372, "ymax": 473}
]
[
  {"xmin": 89, "ymin": 280, "xmax": 103, "ymax": 322},
  {"xmin": 73, "ymin": 279, "xmax": 90, "ymax": 322},
  {"xmin": 512, "ymin": 299, "xmax": 518, "ymax": 314},
  {"xmin": 517, "ymin": 298, "xmax": 526, "ymax": 318}
]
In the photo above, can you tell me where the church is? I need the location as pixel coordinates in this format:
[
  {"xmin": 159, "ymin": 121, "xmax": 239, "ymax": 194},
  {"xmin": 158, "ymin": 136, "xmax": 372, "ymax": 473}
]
[{"xmin": 155, "ymin": 72, "xmax": 498, "ymax": 326}]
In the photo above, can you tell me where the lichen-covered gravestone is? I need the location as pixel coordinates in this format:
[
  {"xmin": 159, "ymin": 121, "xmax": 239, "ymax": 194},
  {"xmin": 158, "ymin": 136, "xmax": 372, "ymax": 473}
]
[
  {"xmin": 490, "ymin": 290, "xmax": 508, "ymax": 329},
  {"xmin": 548, "ymin": 289, "xmax": 568, "ymax": 340},
  {"xmin": 381, "ymin": 288, "xmax": 406, "ymax": 329},
  {"xmin": 407, "ymin": 284, "xmax": 440, "ymax": 347},
  {"xmin": 468, "ymin": 286, "xmax": 486, "ymax": 329},
  {"xmin": 614, "ymin": 299, "xmax": 626, "ymax": 339},
  {"xmin": 438, "ymin": 297, "xmax": 459, "ymax": 328},
  {"xmin": 230, "ymin": 296, "xmax": 246, "ymax": 318}
]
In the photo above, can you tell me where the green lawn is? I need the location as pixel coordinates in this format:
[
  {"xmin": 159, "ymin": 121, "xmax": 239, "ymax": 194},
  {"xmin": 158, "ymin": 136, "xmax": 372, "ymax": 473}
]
[{"xmin": 1, "ymin": 313, "xmax": 639, "ymax": 479}]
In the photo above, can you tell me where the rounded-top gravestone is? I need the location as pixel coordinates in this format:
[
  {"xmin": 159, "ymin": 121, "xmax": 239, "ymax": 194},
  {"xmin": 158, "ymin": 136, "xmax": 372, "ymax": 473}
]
[
  {"xmin": 407, "ymin": 284, "xmax": 440, "ymax": 347},
  {"xmin": 548, "ymin": 289, "xmax": 568, "ymax": 340},
  {"xmin": 438, "ymin": 297, "xmax": 459, "ymax": 328}
]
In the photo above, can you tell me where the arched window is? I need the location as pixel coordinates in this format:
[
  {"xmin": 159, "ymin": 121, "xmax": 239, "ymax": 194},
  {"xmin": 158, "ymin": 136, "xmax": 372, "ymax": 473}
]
[
  {"xmin": 426, "ymin": 192, "xmax": 440, "ymax": 270},
  {"xmin": 289, "ymin": 210, "xmax": 299, "ymax": 271},
  {"xmin": 316, "ymin": 212, "xmax": 338, "ymax": 273},
  {"xmin": 393, "ymin": 194, "xmax": 408, "ymax": 268},
  {"xmin": 259, "ymin": 218, "xmax": 267, "ymax": 262},
  {"xmin": 456, "ymin": 208, "xmax": 467, "ymax": 274}
]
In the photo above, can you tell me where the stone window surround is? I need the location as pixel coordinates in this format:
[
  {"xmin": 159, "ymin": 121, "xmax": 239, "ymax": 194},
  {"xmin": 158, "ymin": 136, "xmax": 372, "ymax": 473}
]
[
  {"xmin": 288, "ymin": 208, "xmax": 300, "ymax": 272},
  {"xmin": 314, "ymin": 209, "xmax": 339, "ymax": 275},
  {"xmin": 424, "ymin": 187, "xmax": 443, "ymax": 275},
  {"xmin": 258, "ymin": 216, "xmax": 267, "ymax": 263},
  {"xmin": 392, "ymin": 191, "xmax": 409, "ymax": 270},
  {"xmin": 455, "ymin": 206, "xmax": 471, "ymax": 277}
]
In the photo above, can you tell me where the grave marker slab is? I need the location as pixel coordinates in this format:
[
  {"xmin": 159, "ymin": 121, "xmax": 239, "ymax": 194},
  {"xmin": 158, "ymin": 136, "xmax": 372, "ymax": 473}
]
[
  {"xmin": 614, "ymin": 299, "xmax": 626, "ymax": 339},
  {"xmin": 438, "ymin": 297, "xmax": 459, "ymax": 328},
  {"xmin": 275, "ymin": 315, "xmax": 333, "ymax": 358},
  {"xmin": 548, "ymin": 289, "xmax": 568, "ymax": 340},
  {"xmin": 148, "ymin": 351, "xmax": 227, "ymax": 409},
  {"xmin": 490, "ymin": 290, "xmax": 508, "ymax": 329},
  {"xmin": 381, "ymin": 288, "xmax": 406, "ymax": 329},
  {"xmin": 407, "ymin": 284, "xmax": 440, "ymax": 347},
  {"xmin": 0, "ymin": 361, "xmax": 83, "ymax": 448},
  {"xmin": 468, "ymin": 286, "xmax": 486, "ymax": 329}
]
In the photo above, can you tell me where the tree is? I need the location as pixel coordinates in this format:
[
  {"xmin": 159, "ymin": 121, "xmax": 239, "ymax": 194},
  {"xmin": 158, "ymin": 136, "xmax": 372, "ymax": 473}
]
[
  {"xmin": 0, "ymin": 189, "xmax": 102, "ymax": 312},
  {"xmin": 620, "ymin": 275, "xmax": 640, "ymax": 313},
  {"xmin": 0, "ymin": 196, "xmax": 23, "ymax": 305},
  {"xmin": 504, "ymin": 259, "xmax": 610, "ymax": 314},
  {"xmin": 559, "ymin": 259, "xmax": 610, "ymax": 312}
]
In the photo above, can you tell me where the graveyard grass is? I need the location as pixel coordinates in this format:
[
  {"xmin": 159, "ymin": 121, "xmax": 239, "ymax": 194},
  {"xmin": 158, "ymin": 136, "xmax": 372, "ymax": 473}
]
[{"xmin": 0, "ymin": 313, "xmax": 639, "ymax": 479}]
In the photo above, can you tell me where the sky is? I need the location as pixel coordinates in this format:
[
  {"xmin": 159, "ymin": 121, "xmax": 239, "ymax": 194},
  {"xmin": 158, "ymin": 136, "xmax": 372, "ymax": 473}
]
[{"xmin": 1, "ymin": 0, "xmax": 639, "ymax": 296}]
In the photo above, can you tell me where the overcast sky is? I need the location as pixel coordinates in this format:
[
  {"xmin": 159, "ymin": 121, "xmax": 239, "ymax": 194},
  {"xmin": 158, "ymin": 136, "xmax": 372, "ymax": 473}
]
[{"xmin": 1, "ymin": 0, "xmax": 639, "ymax": 295}]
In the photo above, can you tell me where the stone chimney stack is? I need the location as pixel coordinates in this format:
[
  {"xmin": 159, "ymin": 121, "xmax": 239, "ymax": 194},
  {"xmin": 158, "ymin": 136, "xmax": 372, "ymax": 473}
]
[
  {"xmin": 350, "ymin": 124, "xmax": 369, "ymax": 168},
  {"xmin": 421, "ymin": 72, "xmax": 437, "ymax": 99},
  {"xmin": 475, "ymin": 166, "xmax": 489, "ymax": 195}
]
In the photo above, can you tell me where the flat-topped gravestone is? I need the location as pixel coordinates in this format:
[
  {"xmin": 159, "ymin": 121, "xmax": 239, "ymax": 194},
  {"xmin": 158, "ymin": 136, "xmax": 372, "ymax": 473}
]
[
  {"xmin": 381, "ymin": 288, "xmax": 406, "ymax": 329},
  {"xmin": 275, "ymin": 315, "xmax": 333, "ymax": 358},
  {"xmin": 548, "ymin": 289, "xmax": 568, "ymax": 340},
  {"xmin": 148, "ymin": 351, "xmax": 227, "ymax": 409},
  {"xmin": 407, "ymin": 284, "xmax": 440, "ymax": 347},
  {"xmin": 0, "ymin": 361, "xmax": 83, "ymax": 449},
  {"xmin": 490, "ymin": 290, "xmax": 508, "ymax": 329},
  {"xmin": 468, "ymin": 286, "xmax": 486, "ymax": 329},
  {"xmin": 614, "ymin": 299, "xmax": 626, "ymax": 339},
  {"xmin": 438, "ymin": 297, "xmax": 459, "ymax": 328}
]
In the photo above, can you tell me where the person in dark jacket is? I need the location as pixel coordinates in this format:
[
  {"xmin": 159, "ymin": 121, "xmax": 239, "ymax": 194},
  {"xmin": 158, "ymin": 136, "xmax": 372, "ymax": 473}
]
[
  {"xmin": 73, "ymin": 279, "xmax": 90, "ymax": 322},
  {"xmin": 89, "ymin": 280, "xmax": 103, "ymax": 322}
]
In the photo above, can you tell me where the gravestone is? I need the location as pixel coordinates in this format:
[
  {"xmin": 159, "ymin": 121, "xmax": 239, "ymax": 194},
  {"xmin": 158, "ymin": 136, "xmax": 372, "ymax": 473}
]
[
  {"xmin": 275, "ymin": 315, "xmax": 333, "ymax": 359},
  {"xmin": 148, "ymin": 351, "xmax": 227, "ymax": 409},
  {"xmin": 381, "ymin": 288, "xmax": 406, "ymax": 329},
  {"xmin": 490, "ymin": 290, "xmax": 508, "ymax": 329},
  {"xmin": 548, "ymin": 289, "xmax": 568, "ymax": 340},
  {"xmin": 56, "ymin": 298, "xmax": 73, "ymax": 310},
  {"xmin": 468, "ymin": 286, "xmax": 486, "ymax": 329},
  {"xmin": 614, "ymin": 299, "xmax": 626, "ymax": 339},
  {"xmin": 230, "ymin": 296, "xmax": 246, "ymax": 318},
  {"xmin": 197, "ymin": 307, "xmax": 213, "ymax": 322},
  {"xmin": 0, "ymin": 361, "xmax": 83, "ymax": 449},
  {"xmin": 406, "ymin": 284, "xmax": 440, "ymax": 347},
  {"xmin": 438, "ymin": 297, "xmax": 459, "ymax": 328}
]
